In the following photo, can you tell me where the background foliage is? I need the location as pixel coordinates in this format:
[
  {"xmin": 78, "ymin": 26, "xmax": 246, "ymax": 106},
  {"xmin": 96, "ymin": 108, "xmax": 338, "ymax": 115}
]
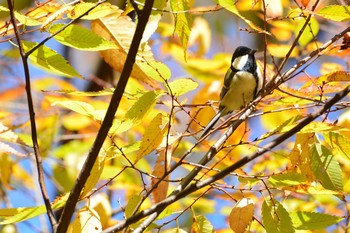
[{"xmin": 0, "ymin": 0, "xmax": 350, "ymax": 232}]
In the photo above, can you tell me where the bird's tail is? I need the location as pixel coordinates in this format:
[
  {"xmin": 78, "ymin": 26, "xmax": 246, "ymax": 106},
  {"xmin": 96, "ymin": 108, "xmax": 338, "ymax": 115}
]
[{"xmin": 200, "ymin": 109, "xmax": 224, "ymax": 139}]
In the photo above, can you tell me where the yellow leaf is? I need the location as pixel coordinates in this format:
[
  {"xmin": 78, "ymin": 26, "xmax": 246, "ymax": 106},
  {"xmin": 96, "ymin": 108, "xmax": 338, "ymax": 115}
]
[
  {"xmin": 91, "ymin": 6, "xmax": 161, "ymax": 88},
  {"xmin": 80, "ymin": 151, "xmax": 106, "ymax": 198},
  {"xmin": 136, "ymin": 113, "xmax": 168, "ymax": 162},
  {"xmin": 69, "ymin": 206, "xmax": 102, "ymax": 233},
  {"xmin": 188, "ymin": 17, "xmax": 211, "ymax": 56},
  {"xmin": 267, "ymin": 44, "xmax": 299, "ymax": 58},
  {"xmin": 0, "ymin": 153, "xmax": 12, "ymax": 189},
  {"xmin": 289, "ymin": 133, "xmax": 316, "ymax": 182},
  {"xmin": 89, "ymin": 193, "xmax": 112, "ymax": 228},
  {"xmin": 229, "ymin": 198, "xmax": 255, "ymax": 233}
]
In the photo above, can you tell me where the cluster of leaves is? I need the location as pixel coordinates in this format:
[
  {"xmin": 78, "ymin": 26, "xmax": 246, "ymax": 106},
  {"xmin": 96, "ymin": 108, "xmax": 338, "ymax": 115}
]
[{"xmin": 0, "ymin": 0, "xmax": 349, "ymax": 232}]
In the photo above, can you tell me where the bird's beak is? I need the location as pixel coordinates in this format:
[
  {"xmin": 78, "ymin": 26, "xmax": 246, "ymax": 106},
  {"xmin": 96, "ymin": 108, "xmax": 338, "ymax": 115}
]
[{"xmin": 250, "ymin": 49, "xmax": 257, "ymax": 55}]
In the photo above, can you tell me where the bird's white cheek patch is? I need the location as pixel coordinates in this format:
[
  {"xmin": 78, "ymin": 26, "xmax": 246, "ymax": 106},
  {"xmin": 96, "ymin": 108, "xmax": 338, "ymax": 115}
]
[{"xmin": 232, "ymin": 54, "xmax": 248, "ymax": 70}]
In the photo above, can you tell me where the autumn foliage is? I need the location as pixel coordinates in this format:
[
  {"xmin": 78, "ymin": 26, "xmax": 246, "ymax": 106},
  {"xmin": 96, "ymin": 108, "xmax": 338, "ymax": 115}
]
[{"xmin": 0, "ymin": 0, "xmax": 350, "ymax": 233}]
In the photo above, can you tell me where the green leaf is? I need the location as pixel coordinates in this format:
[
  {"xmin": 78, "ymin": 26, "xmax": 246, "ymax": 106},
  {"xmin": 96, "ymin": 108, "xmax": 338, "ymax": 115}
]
[
  {"xmin": 193, "ymin": 215, "xmax": 214, "ymax": 233},
  {"xmin": 125, "ymin": 195, "xmax": 142, "ymax": 218},
  {"xmin": 0, "ymin": 193, "xmax": 68, "ymax": 224},
  {"xmin": 167, "ymin": 78, "xmax": 198, "ymax": 96},
  {"xmin": 52, "ymin": 88, "xmax": 114, "ymax": 96},
  {"xmin": 269, "ymin": 172, "xmax": 307, "ymax": 187},
  {"xmin": 262, "ymin": 115, "xmax": 303, "ymax": 138},
  {"xmin": 294, "ymin": 16, "xmax": 319, "ymax": 46},
  {"xmin": 50, "ymin": 24, "xmax": 117, "ymax": 51},
  {"xmin": 136, "ymin": 113, "xmax": 168, "ymax": 161},
  {"xmin": 262, "ymin": 199, "xmax": 295, "ymax": 233},
  {"xmin": 21, "ymin": 41, "xmax": 82, "ymax": 78},
  {"xmin": 138, "ymin": 61, "xmax": 171, "ymax": 82},
  {"xmin": 290, "ymin": 211, "xmax": 343, "ymax": 230},
  {"xmin": 14, "ymin": 12, "xmax": 41, "ymax": 26},
  {"xmin": 310, "ymin": 143, "xmax": 343, "ymax": 191},
  {"xmin": 110, "ymin": 91, "xmax": 160, "ymax": 134},
  {"xmin": 317, "ymin": 5, "xmax": 350, "ymax": 22},
  {"xmin": 68, "ymin": 2, "xmax": 116, "ymax": 20},
  {"xmin": 81, "ymin": 151, "xmax": 106, "ymax": 198},
  {"xmin": 52, "ymin": 100, "xmax": 104, "ymax": 121},
  {"xmin": 170, "ymin": 0, "xmax": 192, "ymax": 54},
  {"xmin": 324, "ymin": 132, "xmax": 350, "ymax": 160}
]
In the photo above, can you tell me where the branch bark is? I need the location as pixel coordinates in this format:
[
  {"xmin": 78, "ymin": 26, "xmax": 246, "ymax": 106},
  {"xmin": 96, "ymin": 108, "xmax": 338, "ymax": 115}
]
[{"xmin": 6, "ymin": 0, "xmax": 57, "ymax": 230}]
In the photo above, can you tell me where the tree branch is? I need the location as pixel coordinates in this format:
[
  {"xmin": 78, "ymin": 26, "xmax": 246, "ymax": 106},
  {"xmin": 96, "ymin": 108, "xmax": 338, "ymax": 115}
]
[
  {"xmin": 55, "ymin": 0, "xmax": 155, "ymax": 232},
  {"xmin": 6, "ymin": 0, "xmax": 57, "ymax": 230}
]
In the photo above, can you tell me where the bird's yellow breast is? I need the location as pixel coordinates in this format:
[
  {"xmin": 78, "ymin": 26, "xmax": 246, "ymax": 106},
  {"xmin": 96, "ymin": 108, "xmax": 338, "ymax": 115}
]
[{"xmin": 220, "ymin": 71, "xmax": 257, "ymax": 114}]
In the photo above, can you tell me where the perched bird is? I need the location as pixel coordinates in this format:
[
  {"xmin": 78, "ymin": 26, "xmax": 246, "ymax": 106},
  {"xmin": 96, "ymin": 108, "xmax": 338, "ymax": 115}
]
[{"xmin": 200, "ymin": 46, "xmax": 263, "ymax": 138}]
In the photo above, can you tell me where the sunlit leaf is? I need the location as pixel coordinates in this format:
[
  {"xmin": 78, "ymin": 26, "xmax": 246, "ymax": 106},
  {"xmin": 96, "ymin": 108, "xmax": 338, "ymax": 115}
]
[
  {"xmin": 191, "ymin": 215, "xmax": 214, "ymax": 233},
  {"xmin": 50, "ymin": 24, "xmax": 117, "ymax": 51},
  {"xmin": 290, "ymin": 211, "xmax": 343, "ymax": 230},
  {"xmin": 0, "ymin": 153, "xmax": 12, "ymax": 189},
  {"xmin": 89, "ymin": 193, "xmax": 112, "ymax": 227},
  {"xmin": 80, "ymin": 151, "xmax": 106, "ymax": 198},
  {"xmin": 91, "ymin": 6, "xmax": 161, "ymax": 88},
  {"xmin": 136, "ymin": 113, "xmax": 168, "ymax": 162},
  {"xmin": 289, "ymin": 133, "xmax": 316, "ymax": 182},
  {"xmin": 138, "ymin": 61, "xmax": 171, "ymax": 82},
  {"xmin": 52, "ymin": 100, "xmax": 103, "ymax": 121},
  {"xmin": 69, "ymin": 206, "xmax": 102, "ymax": 233},
  {"xmin": 294, "ymin": 16, "xmax": 319, "ymax": 46},
  {"xmin": 324, "ymin": 132, "xmax": 350, "ymax": 160},
  {"xmin": 229, "ymin": 198, "xmax": 254, "ymax": 233},
  {"xmin": 170, "ymin": 0, "xmax": 193, "ymax": 56},
  {"xmin": 269, "ymin": 172, "xmax": 307, "ymax": 187},
  {"xmin": 21, "ymin": 41, "xmax": 82, "ymax": 78},
  {"xmin": 267, "ymin": 44, "xmax": 299, "ymax": 58},
  {"xmin": 68, "ymin": 2, "xmax": 116, "ymax": 20},
  {"xmin": 310, "ymin": 143, "xmax": 343, "ymax": 191},
  {"xmin": 14, "ymin": 12, "xmax": 41, "ymax": 26},
  {"xmin": 317, "ymin": 5, "xmax": 350, "ymax": 22},
  {"xmin": 0, "ymin": 193, "xmax": 69, "ymax": 224},
  {"xmin": 125, "ymin": 194, "xmax": 142, "ymax": 218},
  {"xmin": 167, "ymin": 78, "xmax": 198, "ymax": 96},
  {"xmin": 188, "ymin": 17, "xmax": 211, "ymax": 56},
  {"xmin": 51, "ymin": 88, "xmax": 114, "ymax": 96},
  {"xmin": 151, "ymin": 149, "xmax": 170, "ymax": 203},
  {"xmin": 110, "ymin": 91, "xmax": 160, "ymax": 134},
  {"xmin": 262, "ymin": 199, "xmax": 295, "ymax": 233},
  {"xmin": 215, "ymin": 0, "xmax": 270, "ymax": 35},
  {"xmin": 320, "ymin": 71, "xmax": 350, "ymax": 82}
]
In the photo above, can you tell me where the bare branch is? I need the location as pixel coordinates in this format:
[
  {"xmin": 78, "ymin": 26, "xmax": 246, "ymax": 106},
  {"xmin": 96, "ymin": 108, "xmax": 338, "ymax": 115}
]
[{"xmin": 6, "ymin": 0, "xmax": 57, "ymax": 230}]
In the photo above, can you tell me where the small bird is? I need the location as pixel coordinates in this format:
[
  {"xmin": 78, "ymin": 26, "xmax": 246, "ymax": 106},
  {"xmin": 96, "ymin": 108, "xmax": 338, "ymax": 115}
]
[{"xmin": 200, "ymin": 46, "xmax": 263, "ymax": 138}]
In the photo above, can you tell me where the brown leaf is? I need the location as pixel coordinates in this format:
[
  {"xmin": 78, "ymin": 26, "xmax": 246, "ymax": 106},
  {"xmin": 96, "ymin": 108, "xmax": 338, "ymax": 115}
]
[{"xmin": 91, "ymin": 6, "xmax": 160, "ymax": 89}]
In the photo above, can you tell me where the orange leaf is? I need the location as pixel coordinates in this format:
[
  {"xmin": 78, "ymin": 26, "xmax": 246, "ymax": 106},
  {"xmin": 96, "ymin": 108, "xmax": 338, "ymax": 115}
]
[{"xmin": 229, "ymin": 198, "xmax": 255, "ymax": 233}]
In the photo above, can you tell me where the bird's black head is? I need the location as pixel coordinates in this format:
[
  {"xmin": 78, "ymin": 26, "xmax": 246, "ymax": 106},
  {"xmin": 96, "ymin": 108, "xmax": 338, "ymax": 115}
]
[
  {"xmin": 232, "ymin": 46, "xmax": 255, "ymax": 59},
  {"xmin": 231, "ymin": 46, "xmax": 257, "ymax": 73}
]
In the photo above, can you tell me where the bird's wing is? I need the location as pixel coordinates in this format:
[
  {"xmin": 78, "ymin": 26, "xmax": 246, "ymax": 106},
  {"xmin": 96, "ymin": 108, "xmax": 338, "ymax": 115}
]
[
  {"xmin": 200, "ymin": 108, "xmax": 224, "ymax": 139},
  {"xmin": 220, "ymin": 68, "xmax": 234, "ymax": 101}
]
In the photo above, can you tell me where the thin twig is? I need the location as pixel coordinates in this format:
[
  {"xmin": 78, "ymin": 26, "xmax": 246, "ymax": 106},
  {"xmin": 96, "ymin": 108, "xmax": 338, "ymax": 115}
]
[
  {"xmin": 274, "ymin": 0, "xmax": 320, "ymax": 84},
  {"xmin": 6, "ymin": 0, "xmax": 57, "ymax": 230}
]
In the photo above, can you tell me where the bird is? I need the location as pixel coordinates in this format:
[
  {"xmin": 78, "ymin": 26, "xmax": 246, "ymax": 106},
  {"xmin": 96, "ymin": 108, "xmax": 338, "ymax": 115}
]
[{"xmin": 200, "ymin": 46, "xmax": 263, "ymax": 139}]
